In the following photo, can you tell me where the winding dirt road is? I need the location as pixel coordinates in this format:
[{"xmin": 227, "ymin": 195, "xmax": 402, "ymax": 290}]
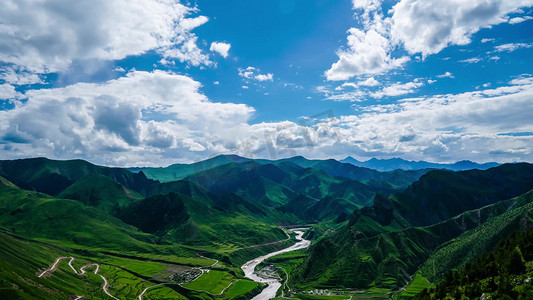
[
  {"xmin": 138, "ymin": 283, "xmax": 166, "ymax": 300},
  {"xmin": 37, "ymin": 256, "xmax": 118, "ymax": 299},
  {"xmin": 37, "ymin": 256, "xmax": 68, "ymax": 278},
  {"xmin": 38, "ymin": 255, "xmax": 222, "ymax": 299}
]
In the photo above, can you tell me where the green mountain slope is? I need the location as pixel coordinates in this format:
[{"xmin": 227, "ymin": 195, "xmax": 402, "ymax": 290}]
[
  {"xmin": 0, "ymin": 157, "xmax": 154, "ymax": 196},
  {"xmin": 185, "ymin": 162, "xmax": 295, "ymax": 206},
  {"xmin": 294, "ymin": 158, "xmax": 430, "ymax": 188},
  {"xmin": 119, "ymin": 192, "xmax": 288, "ymax": 247},
  {"xmin": 129, "ymin": 154, "xmax": 250, "ymax": 182},
  {"xmin": 0, "ymin": 175, "xmax": 295, "ymax": 300},
  {"xmin": 5, "ymin": 156, "xmax": 532, "ymax": 299},
  {"xmin": 185, "ymin": 160, "xmax": 410, "ymax": 222},
  {"xmin": 0, "ymin": 157, "xmax": 426, "ymax": 225},
  {"xmin": 0, "ymin": 176, "xmax": 157, "ymax": 251},
  {"xmin": 414, "ymin": 228, "xmax": 533, "ymax": 299},
  {"xmin": 58, "ymin": 174, "xmax": 143, "ymax": 215},
  {"xmin": 0, "ymin": 231, "xmax": 92, "ymax": 300},
  {"xmin": 392, "ymin": 163, "xmax": 533, "ymax": 226},
  {"xmin": 293, "ymin": 163, "xmax": 533, "ymax": 291},
  {"xmin": 295, "ymin": 190, "xmax": 533, "ymax": 291},
  {"xmin": 0, "ymin": 229, "xmax": 257, "ymax": 300},
  {"xmin": 418, "ymin": 190, "xmax": 533, "ymax": 282}
]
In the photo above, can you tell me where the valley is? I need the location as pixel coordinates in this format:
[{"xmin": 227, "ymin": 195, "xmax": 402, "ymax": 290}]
[
  {"xmin": 0, "ymin": 156, "xmax": 532, "ymax": 299},
  {"xmin": 242, "ymin": 229, "xmax": 311, "ymax": 300},
  {"xmin": 3, "ymin": 1, "xmax": 533, "ymax": 298}
]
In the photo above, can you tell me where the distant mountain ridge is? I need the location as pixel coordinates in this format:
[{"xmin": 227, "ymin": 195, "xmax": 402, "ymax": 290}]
[
  {"xmin": 130, "ymin": 155, "xmax": 500, "ymax": 182},
  {"xmin": 130, "ymin": 154, "xmax": 432, "ymax": 184},
  {"xmin": 341, "ymin": 156, "xmax": 500, "ymax": 171}
]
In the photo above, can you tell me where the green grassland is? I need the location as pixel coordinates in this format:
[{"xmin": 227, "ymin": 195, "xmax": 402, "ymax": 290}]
[
  {"xmin": 182, "ymin": 270, "xmax": 235, "ymax": 294},
  {"xmin": 257, "ymin": 249, "xmax": 307, "ymax": 286},
  {"xmin": 224, "ymin": 279, "xmax": 261, "ymax": 298},
  {"xmin": 0, "ymin": 230, "xmax": 263, "ymax": 299},
  {"xmin": 0, "ymin": 176, "xmax": 269, "ymax": 299},
  {"xmin": 140, "ymin": 284, "xmax": 189, "ymax": 300},
  {"xmin": 392, "ymin": 273, "xmax": 433, "ymax": 299},
  {"xmin": 292, "ymin": 295, "xmax": 352, "ymax": 299},
  {"xmin": 58, "ymin": 174, "xmax": 143, "ymax": 215}
]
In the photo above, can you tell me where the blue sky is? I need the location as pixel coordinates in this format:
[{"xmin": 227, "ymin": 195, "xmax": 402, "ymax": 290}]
[{"xmin": 1, "ymin": 0, "xmax": 533, "ymax": 166}]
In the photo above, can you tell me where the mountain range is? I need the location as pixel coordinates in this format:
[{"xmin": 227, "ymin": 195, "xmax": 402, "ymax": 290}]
[
  {"xmin": 0, "ymin": 155, "xmax": 531, "ymax": 299},
  {"xmin": 292, "ymin": 163, "xmax": 533, "ymax": 293},
  {"xmin": 341, "ymin": 156, "xmax": 500, "ymax": 172}
]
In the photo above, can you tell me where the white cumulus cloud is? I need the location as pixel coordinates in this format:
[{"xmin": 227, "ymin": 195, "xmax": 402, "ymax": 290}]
[
  {"xmin": 238, "ymin": 67, "xmax": 274, "ymax": 82},
  {"xmin": 390, "ymin": 0, "xmax": 533, "ymax": 57},
  {"xmin": 326, "ymin": 0, "xmax": 533, "ymax": 79},
  {"xmin": 325, "ymin": 28, "xmax": 409, "ymax": 81},
  {"xmin": 210, "ymin": 42, "xmax": 231, "ymax": 58},
  {"xmin": 460, "ymin": 57, "xmax": 482, "ymax": 64},
  {"xmin": 359, "ymin": 77, "xmax": 380, "ymax": 86},
  {"xmin": 0, "ymin": 0, "xmax": 211, "ymax": 74},
  {"xmin": 509, "ymin": 16, "xmax": 533, "ymax": 24},
  {"xmin": 0, "ymin": 84, "xmax": 22, "ymax": 100},
  {"xmin": 2, "ymin": 73, "xmax": 533, "ymax": 164},
  {"xmin": 0, "ymin": 71, "xmax": 255, "ymax": 165},
  {"xmin": 481, "ymin": 38, "xmax": 496, "ymax": 43},
  {"xmin": 371, "ymin": 79, "xmax": 424, "ymax": 98},
  {"xmin": 437, "ymin": 72, "xmax": 454, "ymax": 78},
  {"xmin": 255, "ymin": 73, "xmax": 274, "ymax": 81},
  {"xmin": 0, "ymin": 68, "xmax": 43, "ymax": 85}
]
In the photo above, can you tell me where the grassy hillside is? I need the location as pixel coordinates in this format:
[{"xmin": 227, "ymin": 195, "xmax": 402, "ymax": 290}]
[
  {"xmin": 295, "ymin": 159, "xmax": 429, "ymax": 189},
  {"xmin": 131, "ymin": 155, "xmax": 430, "ymax": 189},
  {"xmin": 58, "ymin": 174, "xmax": 143, "ymax": 215},
  {"xmin": 119, "ymin": 192, "xmax": 288, "ymax": 248},
  {"xmin": 392, "ymin": 163, "xmax": 533, "ymax": 226},
  {"xmin": 185, "ymin": 161, "xmax": 411, "ymax": 222},
  {"xmin": 4, "ymin": 157, "xmax": 532, "ymax": 299},
  {"xmin": 0, "ymin": 177, "xmax": 275, "ymax": 299},
  {"xmin": 414, "ymin": 228, "xmax": 533, "ymax": 299},
  {"xmin": 294, "ymin": 192, "xmax": 533, "ymax": 291},
  {"xmin": 0, "ymin": 231, "xmax": 115, "ymax": 300},
  {"xmin": 0, "ymin": 157, "xmax": 426, "ymax": 225},
  {"xmin": 0, "ymin": 174, "xmax": 301, "ymax": 258},
  {"xmin": 0, "ymin": 157, "xmax": 155, "ymax": 196},
  {"xmin": 292, "ymin": 163, "xmax": 533, "ymax": 292},
  {"xmin": 0, "ymin": 176, "xmax": 159, "ymax": 252},
  {"xmin": 0, "ymin": 230, "xmax": 264, "ymax": 300},
  {"xmin": 418, "ymin": 190, "xmax": 533, "ymax": 282}
]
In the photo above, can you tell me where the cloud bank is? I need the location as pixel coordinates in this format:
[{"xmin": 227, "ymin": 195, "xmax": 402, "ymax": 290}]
[
  {"xmin": 2, "ymin": 71, "xmax": 533, "ymax": 165},
  {"xmin": 0, "ymin": 0, "xmax": 211, "ymax": 74},
  {"xmin": 326, "ymin": 0, "xmax": 533, "ymax": 81}
]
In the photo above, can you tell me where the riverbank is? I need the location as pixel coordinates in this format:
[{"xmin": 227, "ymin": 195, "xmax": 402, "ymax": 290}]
[{"xmin": 241, "ymin": 229, "xmax": 311, "ymax": 300}]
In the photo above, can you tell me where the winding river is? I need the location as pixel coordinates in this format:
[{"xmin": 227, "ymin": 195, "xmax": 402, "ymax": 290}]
[{"xmin": 241, "ymin": 229, "xmax": 311, "ymax": 300}]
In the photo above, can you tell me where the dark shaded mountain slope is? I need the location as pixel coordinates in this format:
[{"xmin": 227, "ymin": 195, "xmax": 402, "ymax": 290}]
[
  {"xmin": 392, "ymin": 163, "xmax": 533, "ymax": 226},
  {"xmin": 294, "ymin": 163, "xmax": 533, "ymax": 290}
]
